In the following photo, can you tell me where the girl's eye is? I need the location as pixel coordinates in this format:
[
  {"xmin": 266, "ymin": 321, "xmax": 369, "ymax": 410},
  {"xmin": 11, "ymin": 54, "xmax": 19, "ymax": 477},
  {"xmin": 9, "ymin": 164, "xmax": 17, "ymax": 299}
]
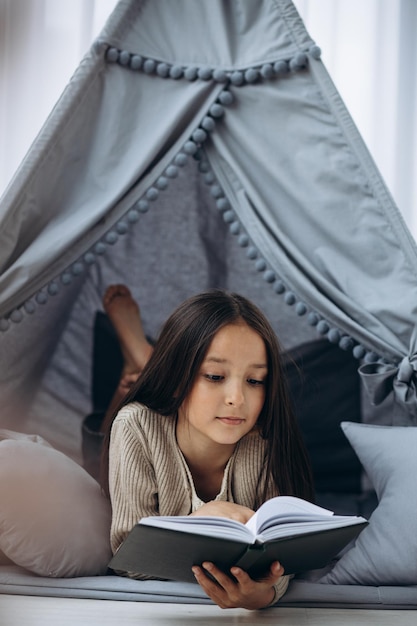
[
  {"xmin": 248, "ymin": 378, "xmax": 265, "ymax": 386},
  {"xmin": 204, "ymin": 374, "xmax": 224, "ymax": 382}
]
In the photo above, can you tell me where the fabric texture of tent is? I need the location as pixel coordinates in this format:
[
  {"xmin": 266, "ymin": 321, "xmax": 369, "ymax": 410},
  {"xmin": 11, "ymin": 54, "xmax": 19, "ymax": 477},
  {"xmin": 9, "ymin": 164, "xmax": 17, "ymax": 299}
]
[{"xmin": 0, "ymin": 0, "xmax": 416, "ymax": 608}]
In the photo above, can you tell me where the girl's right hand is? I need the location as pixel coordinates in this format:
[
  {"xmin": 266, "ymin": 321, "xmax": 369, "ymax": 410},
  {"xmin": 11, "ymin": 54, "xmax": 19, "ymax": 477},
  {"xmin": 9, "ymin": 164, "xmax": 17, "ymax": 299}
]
[{"xmin": 190, "ymin": 501, "xmax": 255, "ymax": 524}]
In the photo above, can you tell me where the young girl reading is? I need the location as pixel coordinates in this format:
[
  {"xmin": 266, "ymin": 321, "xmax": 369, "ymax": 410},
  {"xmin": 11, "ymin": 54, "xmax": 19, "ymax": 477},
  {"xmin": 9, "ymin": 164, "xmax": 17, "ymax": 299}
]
[{"xmin": 102, "ymin": 286, "xmax": 314, "ymax": 610}]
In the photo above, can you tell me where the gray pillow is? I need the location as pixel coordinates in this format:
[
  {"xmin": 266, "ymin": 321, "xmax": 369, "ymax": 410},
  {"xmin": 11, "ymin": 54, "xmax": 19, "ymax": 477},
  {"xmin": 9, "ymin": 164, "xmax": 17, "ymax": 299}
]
[
  {"xmin": 320, "ymin": 422, "xmax": 417, "ymax": 585},
  {"xmin": 0, "ymin": 430, "xmax": 112, "ymax": 577}
]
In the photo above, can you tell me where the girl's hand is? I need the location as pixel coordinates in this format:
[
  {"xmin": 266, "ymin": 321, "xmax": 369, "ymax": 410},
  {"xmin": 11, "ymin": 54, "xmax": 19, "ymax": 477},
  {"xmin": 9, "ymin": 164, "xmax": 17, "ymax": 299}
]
[
  {"xmin": 190, "ymin": 501, "xmax": 255, "ymax": 524},
  {"xmin": 192, "ymin": 560, "xmax": 285, "ymax": 610}
]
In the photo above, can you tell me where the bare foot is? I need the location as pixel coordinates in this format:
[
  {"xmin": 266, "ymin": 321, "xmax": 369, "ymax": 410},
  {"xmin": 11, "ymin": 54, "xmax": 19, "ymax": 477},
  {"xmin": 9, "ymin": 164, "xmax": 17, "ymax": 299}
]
[{"xmin": 103, "ymin": 285, "xmax": 153, "ymax": 378}]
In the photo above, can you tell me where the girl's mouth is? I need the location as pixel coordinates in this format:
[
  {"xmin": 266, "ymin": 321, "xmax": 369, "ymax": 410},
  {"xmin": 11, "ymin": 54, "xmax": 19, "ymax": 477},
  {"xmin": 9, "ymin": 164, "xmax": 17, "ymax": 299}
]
[{"xmin": 217, "ymin": 417, "xmax": 244, "ymax": 425}]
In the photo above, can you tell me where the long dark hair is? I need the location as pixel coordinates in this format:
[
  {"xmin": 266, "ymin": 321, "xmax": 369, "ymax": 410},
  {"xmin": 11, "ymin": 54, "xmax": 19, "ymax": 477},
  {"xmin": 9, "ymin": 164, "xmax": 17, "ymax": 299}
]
[{"xmin": 101, "ymin": 289, "xmax": 314, "ymax": 503}]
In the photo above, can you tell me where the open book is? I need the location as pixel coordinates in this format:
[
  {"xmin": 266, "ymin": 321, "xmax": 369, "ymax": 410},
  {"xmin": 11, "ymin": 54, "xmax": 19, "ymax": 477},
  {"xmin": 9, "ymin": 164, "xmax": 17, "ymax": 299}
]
[{"xmin": 109, "ymin": 496, "xmax": 367, "ymax": 583}]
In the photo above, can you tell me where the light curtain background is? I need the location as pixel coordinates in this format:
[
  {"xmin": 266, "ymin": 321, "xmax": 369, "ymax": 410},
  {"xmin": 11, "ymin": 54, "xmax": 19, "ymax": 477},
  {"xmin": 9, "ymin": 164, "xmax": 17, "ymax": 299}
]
[{"xmin": 1, "ymin": 0, "xmax": 416, "ymax": 237}]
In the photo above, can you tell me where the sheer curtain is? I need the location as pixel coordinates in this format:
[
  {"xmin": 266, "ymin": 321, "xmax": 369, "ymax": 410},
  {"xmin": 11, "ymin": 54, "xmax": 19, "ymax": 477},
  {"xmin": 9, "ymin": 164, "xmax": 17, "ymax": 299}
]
[{"xmin": 1, "ymin": 0, "xmax": 416, "ymax": 237}]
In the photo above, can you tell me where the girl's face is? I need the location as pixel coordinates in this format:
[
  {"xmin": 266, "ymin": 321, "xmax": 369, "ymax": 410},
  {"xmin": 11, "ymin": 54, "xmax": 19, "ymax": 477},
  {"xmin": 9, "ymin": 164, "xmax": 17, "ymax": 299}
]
[{"xmin": 177, "ymin": 321, "xmax": 267, "ymax": 451}]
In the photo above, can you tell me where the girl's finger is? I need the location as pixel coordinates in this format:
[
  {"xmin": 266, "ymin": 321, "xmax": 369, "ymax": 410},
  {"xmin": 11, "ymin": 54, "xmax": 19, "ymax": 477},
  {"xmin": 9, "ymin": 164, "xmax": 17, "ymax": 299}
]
[{"xmin": 200, "ymin": 562, "xmax": 236, "ymax": 589}]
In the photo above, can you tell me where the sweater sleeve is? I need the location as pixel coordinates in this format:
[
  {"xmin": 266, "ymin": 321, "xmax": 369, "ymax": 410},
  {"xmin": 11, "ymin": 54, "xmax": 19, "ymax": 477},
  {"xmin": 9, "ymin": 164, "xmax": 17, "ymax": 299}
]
[
  {"xmin": 108, "ymin": 407, "xmax": 159, "ymax": 555},
  {"xmin": 269, "ymin": 574, "xmax": 291, "ymax": 606}
]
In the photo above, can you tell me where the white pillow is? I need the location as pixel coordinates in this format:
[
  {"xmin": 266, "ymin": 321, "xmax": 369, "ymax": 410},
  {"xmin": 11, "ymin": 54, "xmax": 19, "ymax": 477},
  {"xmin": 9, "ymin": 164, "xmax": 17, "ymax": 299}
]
[
  {"xmin": 320, "ymin": 422, "xmax": 417, "ymax": 585},
  {"xmin": 0, "ymin": 430, "xmax": 112, "ymax": 577}
]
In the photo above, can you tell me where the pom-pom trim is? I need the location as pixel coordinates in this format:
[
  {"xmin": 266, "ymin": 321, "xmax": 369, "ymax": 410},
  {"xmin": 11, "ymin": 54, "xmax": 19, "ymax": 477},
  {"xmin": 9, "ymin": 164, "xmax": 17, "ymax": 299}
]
[{"xmin": 103, "ymin": 45, "xmax": 323, "ymax": 85}]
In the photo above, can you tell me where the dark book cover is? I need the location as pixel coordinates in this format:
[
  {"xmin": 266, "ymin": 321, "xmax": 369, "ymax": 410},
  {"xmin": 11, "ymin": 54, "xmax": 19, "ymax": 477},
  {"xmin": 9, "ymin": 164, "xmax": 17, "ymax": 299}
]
[{"xmin": 109, "ymin": 520, "xmax": 367, "ymax": 583}]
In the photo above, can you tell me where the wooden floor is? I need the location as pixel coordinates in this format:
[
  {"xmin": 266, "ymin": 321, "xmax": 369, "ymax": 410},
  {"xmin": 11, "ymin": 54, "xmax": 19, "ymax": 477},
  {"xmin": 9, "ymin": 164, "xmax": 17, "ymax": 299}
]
[{"xmin": 1, "ymin": 595, "xmax": 416, "ymax": 626}]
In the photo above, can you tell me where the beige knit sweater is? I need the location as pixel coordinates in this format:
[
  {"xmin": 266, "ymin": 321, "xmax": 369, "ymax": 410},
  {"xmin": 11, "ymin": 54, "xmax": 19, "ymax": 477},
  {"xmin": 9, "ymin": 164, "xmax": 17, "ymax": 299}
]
[{"xmin": 108, "ymin": 402, "xmax": 289, "ymax": 602}]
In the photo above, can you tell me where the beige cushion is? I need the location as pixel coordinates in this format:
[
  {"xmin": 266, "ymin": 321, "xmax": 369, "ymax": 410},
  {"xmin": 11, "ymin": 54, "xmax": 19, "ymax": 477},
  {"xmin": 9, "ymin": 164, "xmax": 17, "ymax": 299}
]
[{"xmin": 0, "ymin": 430, "xmax": 111, "ymax": 577}]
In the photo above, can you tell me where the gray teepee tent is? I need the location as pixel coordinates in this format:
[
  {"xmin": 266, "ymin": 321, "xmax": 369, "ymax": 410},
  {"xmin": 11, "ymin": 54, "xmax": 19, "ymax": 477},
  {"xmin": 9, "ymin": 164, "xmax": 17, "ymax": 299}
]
[{"xmin": 1, "ymin": 0, "xmax": 417, "ymax": 441}]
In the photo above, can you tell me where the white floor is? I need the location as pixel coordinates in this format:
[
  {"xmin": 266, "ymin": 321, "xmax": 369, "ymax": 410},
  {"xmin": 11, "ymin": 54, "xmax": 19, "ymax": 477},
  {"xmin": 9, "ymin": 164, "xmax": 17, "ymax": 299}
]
[{"xmin": 1, "ymin": 595, "xmax": 416, "ymax": 626}]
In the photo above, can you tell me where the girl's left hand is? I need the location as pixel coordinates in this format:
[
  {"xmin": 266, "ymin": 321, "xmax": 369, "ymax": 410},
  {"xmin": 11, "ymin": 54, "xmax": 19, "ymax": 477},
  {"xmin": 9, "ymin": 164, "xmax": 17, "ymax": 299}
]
[{"xmin": 192, "ymin": 560, "xmax": 285, "ymax": 610}]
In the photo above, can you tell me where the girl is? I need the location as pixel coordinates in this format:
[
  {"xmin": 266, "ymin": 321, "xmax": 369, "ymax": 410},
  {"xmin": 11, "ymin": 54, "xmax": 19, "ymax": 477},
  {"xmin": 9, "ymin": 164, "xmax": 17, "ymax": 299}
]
[{"xmin": 102, "ymin": 287, "xmax": 314, "ymax": 610}]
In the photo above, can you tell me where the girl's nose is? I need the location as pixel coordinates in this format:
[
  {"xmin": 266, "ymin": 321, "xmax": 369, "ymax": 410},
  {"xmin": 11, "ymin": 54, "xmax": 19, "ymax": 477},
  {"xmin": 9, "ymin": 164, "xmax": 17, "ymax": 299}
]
[{"xmin": 225, "ymin": 381, "xmax": 245, "ymax": 407}]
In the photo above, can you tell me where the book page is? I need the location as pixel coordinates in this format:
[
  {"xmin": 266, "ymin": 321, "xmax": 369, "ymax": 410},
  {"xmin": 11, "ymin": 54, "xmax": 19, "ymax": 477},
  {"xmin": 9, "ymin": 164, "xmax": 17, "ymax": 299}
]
[
  {"xmin": 258, "ymin": 516, "xmax": 367, "ymax": 542},
  {"xmin": 245, "ymin": 496, "xmax": 334, "ymax": 535},
  {"xmin": 140, "ymin": 514, "xmax": 255, "ymax": 542},
  {"xmin": 139, "ymin": 497, "xmax": 366, "ymax": 545}
]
